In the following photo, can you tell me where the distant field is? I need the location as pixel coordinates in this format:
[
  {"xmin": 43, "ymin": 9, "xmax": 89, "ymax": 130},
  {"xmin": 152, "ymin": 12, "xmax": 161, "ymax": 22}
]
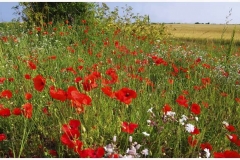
[{"xmin": 165, "ymin": 24, "xmax": 240, "ymax": 41}]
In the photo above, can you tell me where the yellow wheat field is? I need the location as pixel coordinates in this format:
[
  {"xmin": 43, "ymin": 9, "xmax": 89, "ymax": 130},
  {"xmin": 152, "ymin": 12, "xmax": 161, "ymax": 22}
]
[{"xmin": 165, "ymin": 24, "xmax": 240, "ymax": 41}]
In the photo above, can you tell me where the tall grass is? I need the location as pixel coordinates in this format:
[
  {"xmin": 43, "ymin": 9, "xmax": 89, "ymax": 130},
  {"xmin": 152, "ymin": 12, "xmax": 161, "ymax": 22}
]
[{"xmin": 0, "ymin": 8, "xmax": 240, "ymax": 158}]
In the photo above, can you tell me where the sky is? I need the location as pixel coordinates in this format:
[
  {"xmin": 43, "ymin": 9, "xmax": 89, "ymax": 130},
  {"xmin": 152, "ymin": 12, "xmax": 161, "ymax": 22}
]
[{"xmin": 0, "ymin": 2, "xmax": 240, "ymax": 24}]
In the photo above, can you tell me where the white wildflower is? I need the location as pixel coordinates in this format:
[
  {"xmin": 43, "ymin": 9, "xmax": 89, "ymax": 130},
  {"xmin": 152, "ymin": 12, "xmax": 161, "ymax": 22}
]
[
  {"xmin": 166, "ymin": 111, "xmax": 176, "ymax": 117},
  {"xmin": 142, "ymin": 132, "xmax": 150, "ymax": 136},
  {"xmin": 222, "ymin": 121, "xmax": 229, "ymax": 127},
  {"xmin": 195, "ymin": 117, "xmax": 198, "ymax": 122},
  {"xmin": 141, "ymin": 148, "xmax": 149, "ymax": 156},
  {"xmin": 147, "ymin": 120, "xmax": 152, "ymax": 126},
  {"xmin": 129, "ymin": 136, "xmax": 132, "ymax": 142},
  {"xmin": 113, "ymin": 135, "xmax": 117, "ymax": 142},
  {"xmin": 104, "ymin": 144, "xmax": 114, "ymax": 154},
  {"xmin": 136, "ymin": 144, "xmax": 141, "ymax": 150},
  {"xmin": 126, "ymin": 146, "xmax": 136, "ymax": 155},
  {"xmin": 227, "ymin": 134, "xmax": 233, "ymax": 139},
  {"xmin": 185, "ymin": 123, "xmax": 195, "ymax": 133},
  {"xmin": 147, "ymin": 107, "xmax": 153, "ymax": 113},
  {"xmin": 204, "ymin": 148, "xmax": 211, "ymax": 158},
  {"xmin": 179, "ymin": 115, "xmax": 188, "ymax": 125}
]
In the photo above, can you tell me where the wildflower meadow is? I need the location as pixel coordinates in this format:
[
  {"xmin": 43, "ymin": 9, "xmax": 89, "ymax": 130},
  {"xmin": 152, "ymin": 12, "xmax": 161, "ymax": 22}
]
[{"xmin": 0, "ymin": 4, "xmax": 240, "ymax": 158}]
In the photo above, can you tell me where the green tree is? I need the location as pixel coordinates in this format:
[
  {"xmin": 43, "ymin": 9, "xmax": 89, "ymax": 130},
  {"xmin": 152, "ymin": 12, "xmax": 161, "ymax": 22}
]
[{"xmin": 13, "ymin": 2, "xmax": 95, "ymax": 26}]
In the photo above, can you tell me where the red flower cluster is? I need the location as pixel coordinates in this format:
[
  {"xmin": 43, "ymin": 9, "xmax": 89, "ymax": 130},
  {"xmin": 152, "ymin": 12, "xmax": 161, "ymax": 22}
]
[
  {"xmin": 214, "ymin": 150, "xmax": 240, "ymax": 158},
  {"xmin": 60, "ymin": 119, "xmax": 105, "ymax": 158},
  {"xmin": 67, "ymin": 86, "xmax": 92, "ymax": 114},
  {"xmin": 121, "ymin": 121, "xmax": 138, "ymax": 134},
  {"xmin": 22, "ymin": 103, "xmax": 33, "ymax": 119},
  {"xmin": 191, "ymin": 103, "xmax": 201, "ymax": 115},
  {"xmin": 1, "ymin": 90, "xmax": 12, "ymax": 99},
  {"xmin": 61, "ymin": 119, "xmax": 82, "ymax": 149},
  {"xmin": 115, "ymin": 88, "xmax": 137, "ymax": 105},
  {"xmin": 101, "ymin": 87, "xmax": 137, "ymax": 105},
  {"xmin": 0, "ymin": 105, "xmax": 11, "ymax": 117},
  {"xmin": 176, "ymin": 95, "xmax": 188, "ymax": 108},
  {"xmin": 188, "ymin": 136, "xmax": 197, "ymax": 146},
  {"xmin": 33, "ymin": 75, "xmax": 46, "ymax": 92},
  {"xmin": 0, "ymin": 133, "xmax": 7, "ymax": 141}
]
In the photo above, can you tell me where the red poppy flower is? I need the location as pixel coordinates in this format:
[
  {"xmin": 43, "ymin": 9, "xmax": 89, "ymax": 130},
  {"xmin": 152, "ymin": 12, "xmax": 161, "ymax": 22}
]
[
  {"xmin": 48, "ymin": 55, "xmax": 57, "ymax": 60},
  {"xmin": 48, "ymin": 150, "xmax": 58, "ymax": 157},
  {"xmin": 102, "ymin": 68, "xmax": 118, "ymax": 85},
  {"xmin": 0, "ymin": 77, "xmax": 6, "ymax": 84},
  {"xmin": 225, "ymin": 125, "xmax": 235, "ymax": 132},
  {"xmin": 61, "ymin": 133, "xmax": 76, "ymax": 149},
  {"xmin": 162, "ymin": 104, "xmax": 172, "ymax": 114},
  {"xmin": 8, "ymin": 78, "xmax": 14, "ymax": 82},
  {"xmin": 65, "ymin": 67, "xmax": 77, "ymax": 75},
  {"xmin": 24, "ymin": 74, "xmax": 31, "ymax": 80},
  {"xmin": 202, "ymin": 63, "xmax": 211, "ymax": 69},
  {"xmin": 0, "ymin": 108, "xmax": 11, "ymax": 117},
  {"xmin": 201, "ymin": 77, "xmax": 211, "ymax": 86},
  {"xmin": 176, "ymin": 95, "xmax": 188, "ymax": 108},
  {"xmin": 61, "ymin": 119, "xmax": 81, "ymax": 149},
  {"xmin": 79, "ymin": 147, "xmax": 105, "ymax": 158},
  {"xmin": 101, "ymin": 86, "xmax": 115, "ymax": 98},
  {"xmin": 121, "ymin": 121, "xmax": 138, "ymax": 134},
  {"xmin": 227, "ymin": 134, "xmax": 238, "ymax": 143},
  {"xmin": 77, "ymin": 66, "xmax": 83, "ymax": 71},
  {"xmin": 33, "ymin": 75, "xmax": 46, "ymax": 92},
  {"xmin": 214, "ymin": 150, "xmax": 240, "ymax": 158},
  {"xmin": 188, "ymin": 136, "xmax": 197, "ymax": 146},
  {"xmin": 49, "ymin": 86, "xmax": 67, "ymax": 101},
  {"xmin": 108, "ymin": 154, "xmax": 119, "ymax": 158},
  {"xmin": 22, "ymin": 103, "xmax": 33, "ymax": 119},
  {"xmin": 0, "ymin": 133, "xmax": 7, "ymax": 141},
  {"xmin": 172, "ymin": 63, "xmax": 179, "ymax": 74},
  {"xmin": 235, "ymin": 98, "xmax": 240, "ymax": 103},
  {"xmin": 191, "ymin": 127, "xmax": 200, "ymax": 135},
  {"xmin": 1, "ymin": 90, "xmax": 12, "ymax": 99},
  {"xmin": 74, "ymin": 77, "xmax": 82, "ymax": 83},
  {"xmin": 73, "ymin": 139, "xmax": 83, "ymax": 155},
  {"xmin": 200, "ymin": 142, "xmax": 212, "ymax": 151},
  {"xmin": 42, "ymin": 107, "xmax": 50, "ymax": 116},
  {"xmin": 25, "ymin": 92, "xmax": 32, "ymax": 100},
  {"xmin": 12, "ymin": 107, "xmax": 22, "ymax": 115},
  {"xmin": 191, "ymin": 103, "xmax": 201, "ymax": 115},
  {"xmin": 28, "ymin": 61, "xmax": 37, "ymax": 70},
  {"xmin": 69, "ymin": 119, "xmax": 81, "ymax": 129},
  {"xmin": 115, "ymin": 88, "xmax": 137, "ymax": 105},
  {"xmin": 67, "ymin": 86, "xmax": 92, "ymax": 108},
  {"xmin": 195, "ymin": 57, "xmax": 202, "ymax": 63},
  {"xmin": 82, "ymin": 72, "xmax": 100, "ymax": 91}
]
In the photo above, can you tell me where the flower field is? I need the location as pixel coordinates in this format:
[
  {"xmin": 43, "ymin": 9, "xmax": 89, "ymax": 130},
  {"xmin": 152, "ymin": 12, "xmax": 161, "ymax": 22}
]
[{"xmin": 0, "ymin": 18, "xmax": 240, "ymax": 158}]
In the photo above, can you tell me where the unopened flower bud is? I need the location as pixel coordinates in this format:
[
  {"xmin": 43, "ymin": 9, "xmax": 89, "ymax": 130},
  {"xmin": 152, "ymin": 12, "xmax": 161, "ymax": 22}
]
[
  {"xmin": 113, "ymin": 135, "xmax": 117, "ymax": 142},
  {"xmin": 129, "ymin": 136, "xmax": 132, "ymax": 142}
]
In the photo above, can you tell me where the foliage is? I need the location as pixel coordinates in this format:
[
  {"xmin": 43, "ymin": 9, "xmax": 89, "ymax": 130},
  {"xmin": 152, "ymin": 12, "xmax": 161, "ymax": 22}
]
[
  {"xmin": 13, "ymin": 2, "xmax": 94, "ymax": 26},
  {"xmin": 1, "ymin": 3, "xmax": 239, "ymax": 158}
]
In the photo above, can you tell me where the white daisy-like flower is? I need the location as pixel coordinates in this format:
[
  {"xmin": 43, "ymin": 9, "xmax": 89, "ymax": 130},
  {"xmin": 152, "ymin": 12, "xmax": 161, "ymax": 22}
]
[
  {"xmin": 222, "ymin": 121, "xmax": 229, "ymax": 127},
  {"xmin": 113, "ymin": 135, "xmax": 117, "ymax": 142},
  {"xmin": 129, "ymin": 136, "xmax": 133, "ymax": 142},
  {"xmin": 204, "ymin": 148, "xmax": 211, "ymax": 158},
  {"xmin": 147, "ymin": 107, "xmax": 153, "ymax": 113},
  {"xmin": 185, "ymin": 123, "xmax": 195, "ymax": 133},
  {"xmin": 195, "ymin": 117, "xmax": 199, "ymax": 122},
  {"xmin": 179, "ymin": 115, "xmax": 188, "ymax": 125},
  {"xmin": 227, "ymin": 134, "xmax": 233, "ymax": 139},
  {"xmin": 142, "ymin": 132, "xmax": 150, "ymax": 136},
  {"xmin": 147, "ymin": 120, "xmax": 152, "ymax": 126},
  {"xmin": 141, "ymin": 148, "xmax": 149, "ymax": 156},
  {"xmin": 166, "ymin": 111, "xmax": 176, "ymax": 117},
  {"xmin": 136, "ymin": 144, "xmax": 141, "ymax": 150}
]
